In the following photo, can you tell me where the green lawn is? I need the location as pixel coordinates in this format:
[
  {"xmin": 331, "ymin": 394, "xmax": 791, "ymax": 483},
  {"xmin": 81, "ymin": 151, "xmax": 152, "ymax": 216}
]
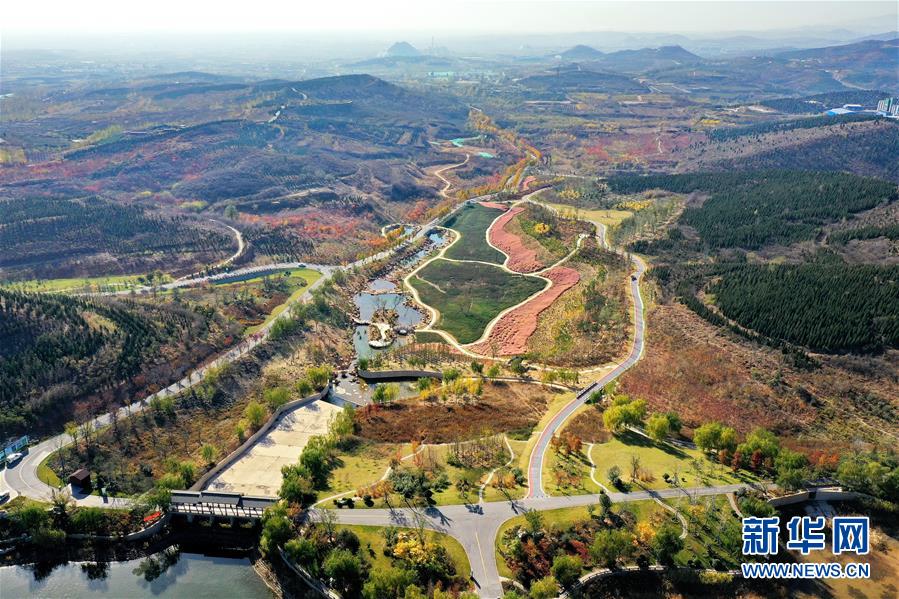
[
  {"xmin": 589, "ymin": 430, "xmax": 756, "ymax": 491},
  {"xmin": 243, "ymin": 268, "xmax": 321, "ymax": 334},
  {"xmin": 37, "ymin": 455, "xmax": 63, "ymax": 488},
  {"xmin": 0, "ymin": 273, "xmax": 171, "ymax": 294},
  {"xmin": 318, "ymin": 442, "xmax": 408, "ymax": 502},
  {"xmin": 410, "ymin": 259, "xmax": 545, "ymax": 343},
  {"xmin": 413, "ymin": 331, "xmax": 448, "ymax": 344},
  {"xmin": 442, "ymin": 203, "xmax": 506, "ymax": 263},
  {"xmin": 338, "ymin": 524, "xmax": 471, "ymax": 579}
]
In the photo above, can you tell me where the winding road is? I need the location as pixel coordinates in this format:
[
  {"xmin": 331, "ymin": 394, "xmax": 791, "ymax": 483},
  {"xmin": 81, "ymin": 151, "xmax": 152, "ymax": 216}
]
[
  {"xmin": 323, "ymin": 482, "xmax": 749, "ymax": 598},
  {"xmin": 0, "ymin": 152, "xmax": 738, "ymax": 599}
]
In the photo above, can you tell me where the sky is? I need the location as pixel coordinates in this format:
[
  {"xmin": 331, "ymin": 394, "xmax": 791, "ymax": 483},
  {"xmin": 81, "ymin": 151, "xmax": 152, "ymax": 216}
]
[{"xmin": 3, "ymin": 1, "xmax": 896, "ymax": 35}]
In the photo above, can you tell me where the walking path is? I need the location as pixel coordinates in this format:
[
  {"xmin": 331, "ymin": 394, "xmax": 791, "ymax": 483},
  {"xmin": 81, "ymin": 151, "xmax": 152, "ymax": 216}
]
[{"xmin": 321, "ymin": 482, "xmax": 751, "ymax": 598}]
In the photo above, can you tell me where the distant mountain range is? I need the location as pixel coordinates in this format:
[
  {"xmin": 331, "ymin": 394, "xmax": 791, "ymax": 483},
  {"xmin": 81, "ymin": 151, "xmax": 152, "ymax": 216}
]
[
  {"xmin": 557, "ymin": 44, "xmax": 702, "ymax": 72},
  {"xmin": 385, "ymin": 41, "xmax": 421, "ymax": 57},
  {"xmin": 559, "ymin": 45, "xmax": 604, "ymax": 60}
]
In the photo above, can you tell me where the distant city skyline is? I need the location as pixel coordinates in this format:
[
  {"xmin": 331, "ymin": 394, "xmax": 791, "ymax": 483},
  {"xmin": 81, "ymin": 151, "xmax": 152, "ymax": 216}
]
[{"xmin": 3, "ymin": 1, "xmax": 896, "ymax": 36}]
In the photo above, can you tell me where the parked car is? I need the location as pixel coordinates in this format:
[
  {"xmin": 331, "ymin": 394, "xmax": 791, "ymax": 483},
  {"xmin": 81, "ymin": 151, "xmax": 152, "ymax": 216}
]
[
  {"xmin": 5, "ymin": 453, "xmax": 23, "ymax": 465},
  {"xmin": 0, "ymin": 491, "xmax": 10, "ymax": 504}
]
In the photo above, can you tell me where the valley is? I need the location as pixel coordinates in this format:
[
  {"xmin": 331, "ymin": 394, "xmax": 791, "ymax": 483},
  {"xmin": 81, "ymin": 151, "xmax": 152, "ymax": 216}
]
[{"xmin": 1, "ymin": 16, "xmax": 898, "ymax": 599}]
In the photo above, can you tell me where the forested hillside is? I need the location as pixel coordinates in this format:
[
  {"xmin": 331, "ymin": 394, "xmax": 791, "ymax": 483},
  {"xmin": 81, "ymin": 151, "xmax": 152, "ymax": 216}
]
[
  {"xmin": 0, "ymin": 290, "xmax": 236, "ymax": 436},
  {"xmin": 710, "ymin": 263, "xmax": 899, "ymax": 353},
  {"xmin": 708, "ymin": 122, "xmax": 899, "ymax": 183},
  {"xmin": 608, "ymin": 170, "xmax": 897, "ymax": 249},
  {"xmin": 707, "ymin": 113, "xmax": 883, "ymax": 141},
  {"xmin": 0, "ymin": 196, "xmax": 234, "ymax": 278},
  {"xmin": 757, "ymin": 90, "xmax": 889, "ymax": 114}
]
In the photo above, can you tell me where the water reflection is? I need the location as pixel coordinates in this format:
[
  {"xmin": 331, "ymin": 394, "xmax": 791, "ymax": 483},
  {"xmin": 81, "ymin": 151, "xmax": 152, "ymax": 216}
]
[{"xmin": 1, "ymin": 550, "xmax": 270, "ymax": 598}]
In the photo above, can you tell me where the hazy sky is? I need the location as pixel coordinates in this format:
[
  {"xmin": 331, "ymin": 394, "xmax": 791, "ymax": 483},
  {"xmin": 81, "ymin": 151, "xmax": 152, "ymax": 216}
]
[{"xmin": 4, "ymin": 1, "xmax": 896, "ymax": 34}]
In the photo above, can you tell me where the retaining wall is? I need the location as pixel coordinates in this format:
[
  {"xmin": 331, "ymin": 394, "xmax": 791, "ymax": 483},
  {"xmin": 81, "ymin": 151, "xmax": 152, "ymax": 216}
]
[
  {"xmin": 767, "ymin": 488, "xmax": 859, "ymax": 507},
  {"xmin": 356, "ymin": 369, "xmax": 442, "ymax": 382},
  {"xmin": 191, "ymin": 386, "xmax": 331, "ymax": 492}
]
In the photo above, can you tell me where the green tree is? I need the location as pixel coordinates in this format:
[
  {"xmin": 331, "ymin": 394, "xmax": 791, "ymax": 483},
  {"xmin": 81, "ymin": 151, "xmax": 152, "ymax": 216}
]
[
  {"xmin": 372, "ymin": 383, "xmax": 400, "ymax": 404},
  {"xmin": 665, "ymin": 412, "xmax": 682, "ymax": 435},
  {"xmin": 263, "ymin": 386, "xmax": 291, "ymax": 410},
  {"xmin": 524, "ymin": 510, "xmax": 544, "ymax": 535},
  {"xmin": 529, "ymin": 575, "xmax": 559, "ymax": 599},
  {"xmin": 200, "ymin": 443, "xmax": 218, "ymax": 465},
  {"xmin": 279, "ymin": 465, "xmax": 317, "ymax": 506},
  {"xmin": 591, "ymin": 529, "xmax": 634, "ymax": 567},
  {"xmin": 551, "ymin": 554, "xmax": 583, "ymax": 588},
  {"xmin": 259, "ymin": 505, "xmax": 293, "ymax": 555},
  {"xmin": 598, "ymin": 490, "xmax": 612, "ymax": 516},
  {"xmin": 15, "ymin": 505, "xmax": 50, "ymax": 533},
  {"xmin": 323, "ymin": 549, "xmax": 363, "ymax": 596},
  {"xmin": 602, "ymin": 397, "xmax": 646, "ymax": 432},
  {"xmin": 652, "ymin": 525, "xmax": 684, "ymax": 564},
  {"xmin": 71, "ymin": 507, "xmax": 106, "ymax": 534},
  {"xmin": 693, "ymin": 421, "xmax": 737, "ymax": 453},
  {"xmin": 244, "ymin": 401, "xmax": 267, "ymax": 430},
  {"xmin": 646, "ymin": 413, "xmax": 670, "ymax": 442},
  {"xmin": 285, "ymin": 537, "xmax": 319, "ymax": 571},
  {"xmin": 306, "ymin": 365, "xmax": 333, "ymax": 389},
  {"xmin": 362, "ymin": 567, "xmax": 417, "ymax": 599}
]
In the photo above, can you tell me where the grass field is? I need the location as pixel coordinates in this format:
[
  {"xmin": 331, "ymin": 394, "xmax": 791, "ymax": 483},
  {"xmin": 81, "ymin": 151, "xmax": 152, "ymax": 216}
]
[
  {"xmin": 442, "ymin": 203, "xmax": 506, "ymax": 263},
  {"xmin": 409, "ymin": 259, "xmax": 545, "ymax": 343},
  {"xmin": 242, "ymin": 268, "xmax": 321, "ymax": 334},
  {"xmin": 542, "ymin": 201, "xmax": 633, "ymax": 228},
  {"xmin": 0, "ymin": 273, "xmax": 172, "ymax": 293},
  {"xmin": 338, "ymin": 524, "xmax": 471, "ymax": 579},
  {"xmin": 588, "ymin": 430, "xmax": 755, "ymax": 491},
  {"xmin": 319, "ymin": 441, "xmax": 409, "ymax": 500},
  {"xmin": 37, "ymin": 454, "xmax": 63, "ymax": 488}
]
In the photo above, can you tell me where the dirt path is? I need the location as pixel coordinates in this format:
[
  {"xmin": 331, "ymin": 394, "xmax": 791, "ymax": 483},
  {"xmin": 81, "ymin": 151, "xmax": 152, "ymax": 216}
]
[{"xmin": 404, "ymin": 188, "xmax": 629, "ymax": 370}]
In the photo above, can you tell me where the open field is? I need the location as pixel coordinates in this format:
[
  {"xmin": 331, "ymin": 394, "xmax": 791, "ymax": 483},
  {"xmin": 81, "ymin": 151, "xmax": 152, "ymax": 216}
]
[
  {"xmin": 442, "ymin": 203, "xmax": 506, "ymax": 263},
  {"xmin": 542, "ymin": 201, "xmax": 633, "ymax": 228},
  {"xmin": 355, "ymin": 381, "xmax": 555, "ymax": 443},
  {"xmin": 323, "ymin": 441, "xmax": 408, "ymax": 498},
  {"xmin": 580, "ymin": 430, "xmax": 755, "ymax": 491},
  {"xmin": 618, "ymin": 303, "xmax": 899, "ymax": 444},
  {"xmin": 0, "ymin": 273, "xmax": 172, "ymax": 293},
  {"xmin": 468, "ymin": 266, "xmax": 580, "ymax": 356},
  {"xmin": 409, "ymin": 259, "xmax": 546, "ymax": 344}
]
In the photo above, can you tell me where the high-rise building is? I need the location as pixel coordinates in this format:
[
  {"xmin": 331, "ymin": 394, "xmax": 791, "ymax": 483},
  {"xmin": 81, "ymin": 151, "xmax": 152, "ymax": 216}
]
[{"xmin": 876, "ymin": 97, "xmax": 898, "ymax": 115}]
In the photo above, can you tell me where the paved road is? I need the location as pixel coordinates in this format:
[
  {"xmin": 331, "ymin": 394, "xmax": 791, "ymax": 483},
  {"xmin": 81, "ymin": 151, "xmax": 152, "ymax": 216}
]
[
  {"xmin": 526, "ymin": 248, "xmax": 647, "ymax": 498},
  {"xmin": 1, "ymin": 265, "xmax": 335, "ymax": 506},
  {"xmin": 320, "ymin": 483, "xmax": 749, "ymax": 598},
  {"xmin": 0, "ymin": 190, "xmax": 484, "ymax": 506}
]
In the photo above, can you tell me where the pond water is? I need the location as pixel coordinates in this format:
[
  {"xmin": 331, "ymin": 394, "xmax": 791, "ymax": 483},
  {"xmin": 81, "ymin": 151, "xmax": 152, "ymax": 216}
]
[
  {"xmin": 351, "ymin": 230, "xmax": 446, "ymax": 359},
  {"xmin": 368, "ymin": 278, "xmax": 397, "ymax": 292},
  {"xmin": 0, "ymin": 551, "xmax": 271, "ymax": 598},
  {"xmin": 352, "ymin": 292, "xmax": 423, "ymax": 359}
]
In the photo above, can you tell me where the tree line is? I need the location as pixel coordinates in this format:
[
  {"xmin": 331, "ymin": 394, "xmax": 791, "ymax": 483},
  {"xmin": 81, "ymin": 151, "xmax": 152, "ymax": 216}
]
[{"xmin": 608, "ymin": 170, "xmax": 897, "ymax": 249}]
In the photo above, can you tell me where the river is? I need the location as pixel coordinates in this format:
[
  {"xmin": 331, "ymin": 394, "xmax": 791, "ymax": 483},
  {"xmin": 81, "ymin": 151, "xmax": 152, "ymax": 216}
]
[{"xmin": 0, "ymin": 550, "xmax": 272, "ymax": 598}]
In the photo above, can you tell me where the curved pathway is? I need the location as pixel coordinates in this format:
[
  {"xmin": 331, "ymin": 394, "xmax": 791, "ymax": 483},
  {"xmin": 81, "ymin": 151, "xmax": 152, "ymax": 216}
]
[
  {"xmin": 526, "ymin": 250, "xmax": 646, "ymax": 498},
  {"xmin": 322, "ymin": 482, "xmax": 750, "ymax": 598}
]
